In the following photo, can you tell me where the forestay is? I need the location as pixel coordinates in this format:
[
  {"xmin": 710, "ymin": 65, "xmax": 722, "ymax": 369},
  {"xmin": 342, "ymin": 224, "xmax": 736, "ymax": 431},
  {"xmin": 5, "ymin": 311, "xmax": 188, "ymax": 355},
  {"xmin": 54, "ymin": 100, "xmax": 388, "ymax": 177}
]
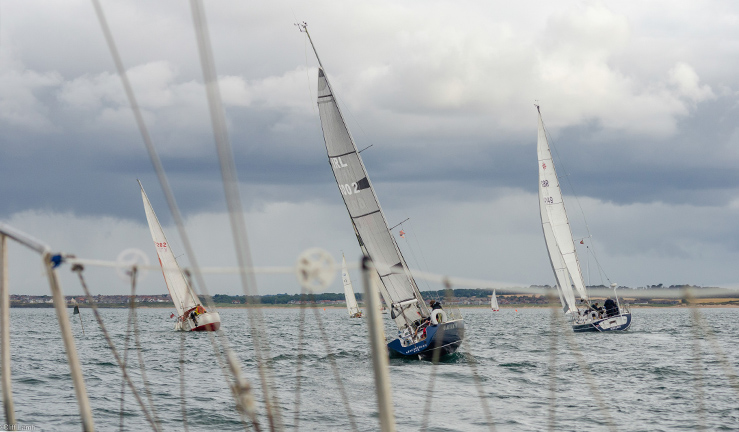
[
  {"xmin": 536, "ymin": 106, "xmax": 588, "ymax": 312},
  {"xmin": 316, "ymin": 68, "xmax": 428, "ymax": 330},
  {"xmin": 341, "ymin": 254, "xmax": 361, "ymax": 316},
  {"xmin": 140, "ymin": 183, "xmax": 200, "ymax": 317}
]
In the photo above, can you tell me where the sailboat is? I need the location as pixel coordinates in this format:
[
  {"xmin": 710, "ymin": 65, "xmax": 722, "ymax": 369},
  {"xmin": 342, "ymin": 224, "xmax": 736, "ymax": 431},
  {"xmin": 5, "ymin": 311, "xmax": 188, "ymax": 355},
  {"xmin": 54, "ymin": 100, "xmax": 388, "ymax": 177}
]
[
  {"xmin": 300, "ymin": 24, "xmax": 464, "ymax": 358},
  {"xmin": 341, "ymin": 253, "xmax": 362, "ymax": 318},
  {"xmin": 536, "ymin": 105, "xmax": 631, "ymax": 332},
  {"xmin": 490, "ymin": 290, "xmax": 499, "ymax": 312},
  {"xmin": 139, "ymin": 181, "xmax": 221, "ymax": 331}
]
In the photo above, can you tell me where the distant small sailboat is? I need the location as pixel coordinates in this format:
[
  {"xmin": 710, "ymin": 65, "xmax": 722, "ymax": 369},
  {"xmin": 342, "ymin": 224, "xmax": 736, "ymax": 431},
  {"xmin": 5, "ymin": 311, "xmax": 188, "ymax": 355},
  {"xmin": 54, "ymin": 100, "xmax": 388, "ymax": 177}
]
[
  {"xmin": 490, "ymin": 290, "xmax": 499, "ymax": 311},
  {"xmin": 341, "ymin": 253, "xmax": 362, "ymax": 318},
  {"xmin": 536, "ymin": 105, "xmax": 631, "ymax": 332},
  {"xmin": 139, "ymin": 181, "xmax": 221, "ymax": 331}
]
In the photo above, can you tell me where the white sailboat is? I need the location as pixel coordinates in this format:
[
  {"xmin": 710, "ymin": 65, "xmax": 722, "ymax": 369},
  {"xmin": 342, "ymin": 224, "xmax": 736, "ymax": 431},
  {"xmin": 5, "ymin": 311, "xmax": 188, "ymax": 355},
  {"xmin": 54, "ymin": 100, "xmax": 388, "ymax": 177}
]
[
  {"xmin": 139, "ymin": 181, "xmax": 221, "ymax": 331},
  {"xmin": 536, "ymin": 105, "xmax": 631, "ymax": 332},
  {"xmin": 341, "ymin": 253, "xmax": 362, "ymax": 318},
  {"xmin": 300, "ymin": 23, "xmax": 464, "ymax": 358},
  {"xmin": 490, "ymin": 290, "xmax": 499, "ymax": 312}
]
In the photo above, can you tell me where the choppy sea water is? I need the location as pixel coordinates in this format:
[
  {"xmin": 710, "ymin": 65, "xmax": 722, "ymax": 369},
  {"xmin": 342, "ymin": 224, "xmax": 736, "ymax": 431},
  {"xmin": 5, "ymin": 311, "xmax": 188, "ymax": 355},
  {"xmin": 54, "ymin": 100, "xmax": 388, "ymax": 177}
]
[{"xmin": 6, "ymin": 307, "xmax": 739, "ymax": 431}]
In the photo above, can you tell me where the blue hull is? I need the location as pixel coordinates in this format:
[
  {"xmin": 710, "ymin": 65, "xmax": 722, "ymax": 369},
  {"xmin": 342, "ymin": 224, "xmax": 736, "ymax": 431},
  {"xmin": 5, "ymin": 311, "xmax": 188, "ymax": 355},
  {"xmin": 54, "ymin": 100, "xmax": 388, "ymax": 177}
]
[
  {"xmin": 387, "ymin": 320, "xmax": 465, "ymax": 360},
  {"xmin": 573, "ymin": 312, "xmax": 632, "ymax": 333}
]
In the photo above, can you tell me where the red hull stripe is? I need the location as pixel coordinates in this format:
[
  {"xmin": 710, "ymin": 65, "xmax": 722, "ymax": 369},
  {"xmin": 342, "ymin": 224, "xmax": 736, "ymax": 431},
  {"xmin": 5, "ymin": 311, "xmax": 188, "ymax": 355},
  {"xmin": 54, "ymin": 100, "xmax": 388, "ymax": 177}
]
[{"xmin": 191, "ymin": 322, "xmax": 220, "ymax": 332}]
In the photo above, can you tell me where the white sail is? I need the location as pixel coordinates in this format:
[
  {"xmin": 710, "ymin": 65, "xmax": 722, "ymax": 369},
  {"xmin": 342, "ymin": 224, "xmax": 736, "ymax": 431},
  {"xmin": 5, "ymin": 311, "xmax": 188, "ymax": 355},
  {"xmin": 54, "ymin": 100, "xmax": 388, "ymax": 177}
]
[
  {"xmin": 341, "ymin": 254, "xmax": 361, "ymax": 317},
  {"xmin": 315, "ymin": 67, "xmax": 428, "ymax": 331},
  {"xmin": 537, "ymin": 106, "xmax": 588, "ymax": 313},
  {"xmin": 491, "ymin": 290, "xmax": 499, "ymax": 311},
  {"xmin": 139, "ymin": 182, "xmax": 200, "ymax": 317}
]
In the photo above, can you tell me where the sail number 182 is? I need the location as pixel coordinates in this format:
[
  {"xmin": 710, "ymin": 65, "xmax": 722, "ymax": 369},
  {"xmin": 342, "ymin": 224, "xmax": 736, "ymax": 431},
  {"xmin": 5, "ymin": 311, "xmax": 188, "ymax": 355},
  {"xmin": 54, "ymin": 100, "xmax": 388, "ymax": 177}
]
[{"xmin": 155, "ymin": 242, "xmax": 167, "ymax": 248}]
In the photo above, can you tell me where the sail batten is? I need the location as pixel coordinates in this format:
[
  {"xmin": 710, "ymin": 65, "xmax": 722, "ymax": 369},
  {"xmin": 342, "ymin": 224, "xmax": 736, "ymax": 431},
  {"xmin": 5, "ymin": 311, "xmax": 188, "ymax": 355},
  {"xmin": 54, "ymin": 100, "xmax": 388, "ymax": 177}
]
[
  {"xmin": 316, "ymin": 66, "xmax": 428, "ymax": 330},
  {"xmin": 537, "ymin": 107, "xmax": 587, "ymax": 313}
]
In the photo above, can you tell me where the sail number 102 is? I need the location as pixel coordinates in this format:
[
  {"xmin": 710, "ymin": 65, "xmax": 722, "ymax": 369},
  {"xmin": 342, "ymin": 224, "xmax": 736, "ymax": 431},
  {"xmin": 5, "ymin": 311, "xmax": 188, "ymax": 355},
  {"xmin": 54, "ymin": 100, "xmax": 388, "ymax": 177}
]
[{"xmin": 339, "ymin": 183, "xmax": 360, "ymax": 195}]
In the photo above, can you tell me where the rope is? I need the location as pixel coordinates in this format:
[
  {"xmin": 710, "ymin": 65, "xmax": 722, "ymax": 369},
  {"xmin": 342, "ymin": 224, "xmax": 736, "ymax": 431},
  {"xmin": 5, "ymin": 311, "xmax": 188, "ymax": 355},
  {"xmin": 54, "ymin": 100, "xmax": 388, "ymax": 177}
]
[
  {"xmin": 179, "ymin": 331, "xmax": 190, "ymax": 432},
  {"xmin": 189, "ymin": 3, "xmax": 281, "ymax": 429},
  {"xmin": 124, "ymin": 269, "xmax": 161, "ymax": 428},
  {"xmin": 421, "ymin": 282, "xmax": 495, "ymax": 432},
  {"xmin": 689, "ymin": 302, "xmax": 706, "ymax": 431},
  {"xmin": 120, "ymin": 284, "xmax": 135, "ymax": 432},
  {"xmin": 92, "ymin": 2, "xmax": 265, "ymax": 429},
  {"xmin": 547, "ymin": 298, "xmax": 559, "ymax": 431},
  {"xmin": 685, "ymin": 290, "xmax": 739, "ymax": 398},
  {"xmin": 292, "ymin": 292, "xmax": 308, "ymax": 430},
  {"xmin": 308, "ymin": 293, "xmax": 359, "ymax": 432},
  {"xmin": 558, "ymin": 317, "xmax": 615, "ymax": 431},
  {"xmin": 71, "ymin": 264, "xmax": 160, "ymax": 431}
]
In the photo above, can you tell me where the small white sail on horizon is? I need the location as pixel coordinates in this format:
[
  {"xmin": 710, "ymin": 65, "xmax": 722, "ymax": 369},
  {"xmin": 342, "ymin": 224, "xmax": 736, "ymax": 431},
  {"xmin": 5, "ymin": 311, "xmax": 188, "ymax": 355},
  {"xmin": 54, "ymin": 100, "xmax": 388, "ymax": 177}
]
[
  {"xmin": 491, "ymin": 290, "xmax": 499, "ymax": 311},
  {"xmin": 139, "ymin": 181, "xmax": 220, "ymax": 331},
  {"xmin": 341, "ymin": 254, "xmax": 362, "ymax": 318}
]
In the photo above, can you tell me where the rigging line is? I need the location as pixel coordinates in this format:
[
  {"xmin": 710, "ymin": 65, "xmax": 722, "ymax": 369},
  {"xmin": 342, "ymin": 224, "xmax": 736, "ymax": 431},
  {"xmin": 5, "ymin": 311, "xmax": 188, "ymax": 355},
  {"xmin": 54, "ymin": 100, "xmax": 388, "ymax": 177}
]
[
  {"xmin": 304, "ymin": 32, "xmax": 316, "ymax": 115},
  {"xmin": 686, "ymin": 292, "xmax": 739, "ymax": 398},
  {"xmin": 91, "ymin": 2, "xmax": 259, "ymax": 424},
  {"xmin": 189, "ymin": 4, "xmax": 281, "ymax": 429},
  {"xmin": 130, "ymin": 269, "xmax": 162, "ymax": 429},
  {"xmin": 298, "ymin": 25, "xmax": 367, "ymax": 138},
  {"xmin": 419, "ymin": 352, "xmax": 438, "ymax": 432},
  {"xmin": 71, "ymin": 265, "xmax": 160, "ymax": 432},
  {"xmin": 211, "ymin": 329, "xmax": 255, "ymax": 431},
  {"xmin": 182, "ymin": 279, "xmax": 257, "ymax": 431},
  {"xmin": 405, "ymin": 219, "xmax": 437, "ymax": 296},
  {"xmin": 309, "ymin": 293, "xmax": 359, "ymax": 432},
  {"xmin": 547, "ymin": 299, "xmax": 559, "ymax": 432},
  {"xmin": 120, "ymin": 278, "xmax": 136, "ymax": 432},
  {"xmin": 292, "ymin": 290, "xmax": 308, "ymax": 431},
  {"xmin": 558, "ymin": 319, "xmax": 616, "ymax": 432},
  {"xmin": 179, "ymin": 331, "xmax": 190, "ymax": 432},
  {"xmin": 463, "ymin": 350, "xmax": 497, "ymax": 432},
  {"xmin": 540, "ymin": 116, "xmax": 611, "ymax": 284},
  {"xmin": 441, "ymin": 281, "xmax": 495, "ymax": 432},
  {"xmin": 688, "ymin": 303, "xmax": 706, "ymax": 431}
]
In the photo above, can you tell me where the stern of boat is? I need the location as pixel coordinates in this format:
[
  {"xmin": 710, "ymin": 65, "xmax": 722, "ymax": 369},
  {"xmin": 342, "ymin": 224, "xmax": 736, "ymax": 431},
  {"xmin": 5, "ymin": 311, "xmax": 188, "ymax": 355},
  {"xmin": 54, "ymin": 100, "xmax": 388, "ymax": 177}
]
[
  {"xmin": 572, "ymin": 311, "xmax": 631, "ymax": 333},
  {"xmin": 175, "ymin": 311, "xmax": 221, "ymax": 332},
  {"xmin": 387, "ymin": 319, "xmax": 465, "ymax": 359}
]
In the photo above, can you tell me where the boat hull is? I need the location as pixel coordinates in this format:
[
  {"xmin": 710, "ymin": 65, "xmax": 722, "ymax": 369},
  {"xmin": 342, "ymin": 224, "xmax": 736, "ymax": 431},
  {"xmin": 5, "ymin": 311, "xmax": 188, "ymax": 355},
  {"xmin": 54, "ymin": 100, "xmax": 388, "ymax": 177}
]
[
  {"xmin": 387, "ymin": 319, "xmax": 464, "ymax": 360},
  {"xmin": 572, "ymin": 312, "xmax": 631, "ymax": 333},
  {"xmin": 175, "ymin": 311, "xmax": 221, "ymax": 332}
]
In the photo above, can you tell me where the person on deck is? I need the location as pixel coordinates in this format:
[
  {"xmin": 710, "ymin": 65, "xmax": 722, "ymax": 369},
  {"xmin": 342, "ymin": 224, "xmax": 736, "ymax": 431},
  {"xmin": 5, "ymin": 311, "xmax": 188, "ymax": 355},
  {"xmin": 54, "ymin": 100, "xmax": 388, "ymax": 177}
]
[
  {"xmin": 190, "ymin": 310, "xmax": 199, "ymax": 327},
  {"xmin": 429, "ymin": 299, "xmax": 442, "ymax": 310}
]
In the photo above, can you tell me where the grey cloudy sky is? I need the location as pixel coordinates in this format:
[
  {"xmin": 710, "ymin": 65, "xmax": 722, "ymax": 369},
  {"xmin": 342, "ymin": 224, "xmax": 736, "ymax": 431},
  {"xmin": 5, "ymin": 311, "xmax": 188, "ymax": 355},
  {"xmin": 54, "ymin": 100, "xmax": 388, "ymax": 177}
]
[{"xmin": 1, "ymin": 0, "xmax": 738, "ymax": 296}]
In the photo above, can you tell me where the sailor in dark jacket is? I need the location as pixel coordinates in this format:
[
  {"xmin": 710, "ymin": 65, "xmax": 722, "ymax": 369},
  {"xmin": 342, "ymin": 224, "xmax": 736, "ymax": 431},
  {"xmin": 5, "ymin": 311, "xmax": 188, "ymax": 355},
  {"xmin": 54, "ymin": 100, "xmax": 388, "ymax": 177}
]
[{"xmin": 429, "ymin": 299, "xmax": 443, "ymax": 310}]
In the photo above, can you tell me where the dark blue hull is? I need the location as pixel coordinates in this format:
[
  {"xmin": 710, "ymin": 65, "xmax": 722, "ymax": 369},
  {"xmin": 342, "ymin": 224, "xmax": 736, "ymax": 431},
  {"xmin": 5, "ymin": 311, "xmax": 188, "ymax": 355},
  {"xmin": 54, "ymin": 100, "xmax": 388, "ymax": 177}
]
[
  {"xmin": 572, "ymin": 312, "xmax": 632, "ymax": 333},
  {"xmin": 387, "ymin": 320, "xmax": 465, "ymax": 360}
]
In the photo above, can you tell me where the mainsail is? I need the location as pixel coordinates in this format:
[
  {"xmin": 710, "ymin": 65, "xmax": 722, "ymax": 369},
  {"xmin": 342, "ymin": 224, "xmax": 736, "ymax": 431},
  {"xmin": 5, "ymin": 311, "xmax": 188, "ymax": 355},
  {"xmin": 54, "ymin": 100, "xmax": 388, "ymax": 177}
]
[
  {"xmin": 311, "ymin": 55, "xmax": 428, "ymax": 331},
  {"xmin": 491, "ymin": 290, "xmax": 499, "ymax": 311},
  {"xmin": 341, "ymin": 254, "xmax": 361, "ymax": 317},
  {"xmin": 139, "ymin": 181, "xmax": 200, "ymax": 317},
  {"xmin": 536, "ymin": 106, "xmax": 587, "ymax": 313}
]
